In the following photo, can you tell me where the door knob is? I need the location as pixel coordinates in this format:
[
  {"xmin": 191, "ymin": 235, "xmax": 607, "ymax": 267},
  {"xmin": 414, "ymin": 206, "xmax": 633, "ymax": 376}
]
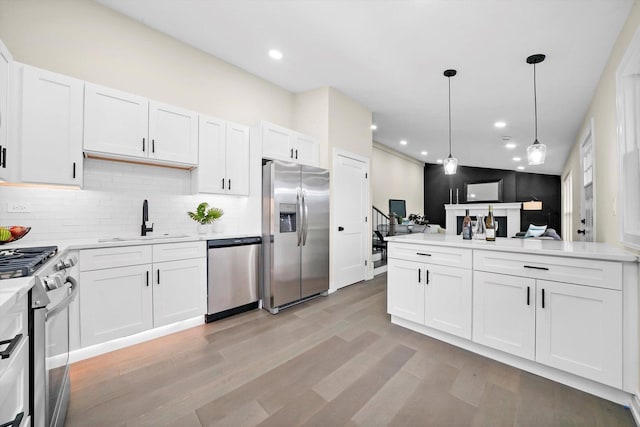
[
  {"xmin": 338, "ymin": 226, "xmax": 344, "ymax": 231},
  {"xmin": 577, "ymin": 229, "xmax": 586, "ymax": 234}
]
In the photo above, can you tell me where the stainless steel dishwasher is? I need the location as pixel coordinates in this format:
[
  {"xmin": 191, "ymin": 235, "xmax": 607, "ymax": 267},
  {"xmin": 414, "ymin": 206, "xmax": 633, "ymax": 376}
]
[{"xmin": 205, "ymin": 236, "xmax": 261, "ymax": 322}]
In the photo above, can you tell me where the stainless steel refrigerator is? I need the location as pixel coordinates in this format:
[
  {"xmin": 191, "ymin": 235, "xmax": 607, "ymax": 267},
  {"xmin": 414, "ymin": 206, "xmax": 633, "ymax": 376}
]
[{"xmin": 262, "ymin": 160, "xmax": 329, "ymax": 314}]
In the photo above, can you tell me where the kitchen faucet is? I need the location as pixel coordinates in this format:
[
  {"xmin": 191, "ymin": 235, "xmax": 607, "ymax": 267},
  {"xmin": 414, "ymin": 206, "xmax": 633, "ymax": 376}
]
[{"xmin": 141, "ymin": 199, "xmax": 154, "ymax": 236}]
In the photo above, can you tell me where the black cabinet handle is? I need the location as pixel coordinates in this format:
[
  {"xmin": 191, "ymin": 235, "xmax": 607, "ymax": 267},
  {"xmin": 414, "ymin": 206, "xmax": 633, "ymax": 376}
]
[
  {"xmin": 0, "ymin": 333, "xmax": 23, "ymax": 359},
  {"xmin": 228, "ymin": 179, "xmax": 231, "ymax": 190},
  {"xmin": 142, "ymin": 137, "xmax": 145, "ymax": 152},
  {"xmin": 338, "ymin": 226, "xmax": 344, "ymax": 231},
  {"xmin": 222, "ymin": 178, "xmax": 225, "ymax": 190},
  {"xmin": 527, "ymin": 286, "xmax": 530, "ymax": 306},
  {"xmin": 524, "ymin": 265, "xmax": 549, "ymax": 271},
  {"xmin": 1, "ymin": 146, "xmax": 5, "ymax": 168},
  {"xmin": 146, "ymin": 271, "xmax": 149, "ymax": 287},
  {"xmin": 72, "ymin": 162, "xmax": 76, "ymax": 179},
  {"xmin": 0, "ymin": 412, "xmax": 24, "ymax": 427},
  {"xmin": 295, "ymin": 149, "xmax": 298, "ymax": 159},
  {"xmin": 426, "ymin": 270, "xmax": 430, "ymax": 285},
  {"xmin": 416, "ymin": 252, "xmax": 432, "ymax": 257},
  {"xmin": 157, "ymin": 269, "xmax": 160, "ymax": 284},
  {"xmin": 290, "ymin": 148, "xmax": 294, "ymax": 158},
  {"xmin": 418, "ymin": 268, "xmax": 421, "ymax": 283},
  {"xmin": 541, "ymin": 289, "xmax": 545, "ymax": 309},
  {"xmin": 152, "ymin": 139, "xmax": 155, "ymax": 153}
]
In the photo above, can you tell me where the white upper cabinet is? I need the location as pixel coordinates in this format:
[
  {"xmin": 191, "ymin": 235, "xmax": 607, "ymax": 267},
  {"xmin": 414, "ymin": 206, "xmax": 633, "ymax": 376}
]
[
  {"xmin": 0, "ymin": 39, "xmax": 11, "ymax": 182},
  {"xmin": 18, "ymin": 64, "xmax": 83, "ymax": 186},
  {"xmin": 84, "ymin": 83, "xmax": 198, "ymax": 168},
  {"xmin": 84, "ymin": 83, "xmax": 148, "ymax": 159},
  {"xmin": 260, "ymin": 121, "xmax": 319, "ymax": 166},
  {"xmin": 194, "ymin": 115, "xmax": 249, "ymax": 195},
  {"xmin": 148, "ymin": 101, "xmax": 198, "ymax": 165}
]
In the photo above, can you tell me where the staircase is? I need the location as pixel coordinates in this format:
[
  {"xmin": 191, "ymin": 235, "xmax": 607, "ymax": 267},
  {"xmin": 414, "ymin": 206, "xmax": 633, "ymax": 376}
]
[{"xmin": 372, "ymin": 206, "xmax": 389, "ymax": 273}]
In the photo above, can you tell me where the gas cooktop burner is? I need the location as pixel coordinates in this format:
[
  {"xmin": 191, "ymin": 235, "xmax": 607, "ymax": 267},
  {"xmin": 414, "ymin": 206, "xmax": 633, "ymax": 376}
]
[{"xmin": 0, "ymin": 246, "xmax": 58, "ymax": 279}]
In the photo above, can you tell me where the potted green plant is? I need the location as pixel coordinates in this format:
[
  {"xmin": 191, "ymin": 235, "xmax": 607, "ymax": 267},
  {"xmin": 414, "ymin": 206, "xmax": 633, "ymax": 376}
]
[{"xmin": 187, "ymin": 202, "xmax": 224, "ymax": 234}]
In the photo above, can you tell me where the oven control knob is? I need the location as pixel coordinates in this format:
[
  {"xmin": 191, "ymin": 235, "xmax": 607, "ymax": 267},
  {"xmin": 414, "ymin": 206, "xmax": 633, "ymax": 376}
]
[
  {"xmin": 42, "ymin": 273, "xmax": 64, "ymax": 291},
  {"xmin": 55, "ymin": 256, "xmax": 77, "ymax": 271}
]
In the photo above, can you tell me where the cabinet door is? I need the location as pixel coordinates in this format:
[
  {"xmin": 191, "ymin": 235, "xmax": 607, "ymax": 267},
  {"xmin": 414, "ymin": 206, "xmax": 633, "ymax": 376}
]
[
  {"xmin": 293, "ymin": 132, "xmax": 319, "ymax": 166},
  {"xmin": 148, "ymin": 101, "xmax": 198, "ymax": 166},
  {"xmin": 424, "ymin": 264, "xmax": 472, "ymax": 339},
  {"xmin": 0, "ymin": 40, "xmax": 11, "ymax": 182},
  {"xmin": 84, "ymin": 83, "xmax": 148, "ymax": 159},
  {"xmin": 225, "ymin": 122, "xmax": 250, "ymax": 195},
  {"xmin": 473, "ymin": 271, "xmax": 535, "ymax": 359},
  {"xmin": 195, "ymin": 114, "xmax": 226, "ymax": 194},
  {"xmin": 0, "ymin": 333, "xmax": 28, "ymax": 427},
  {"xmin": 261, "ymin": 122, "xmax": 293, "ymax": 162},
  {"xmin": 387, "ymin": 259, "xmax": 424, "ymax": 324},
  {"xmin": 19, "ymin": 65, "xmax": 83, "ymax": 186},
  {"xmin": 80, "ymin": 265, "xmax": 152, "ymax": 347},
  {"xmin": 153, "ymin": 258, "xmax": 206, "ymax": 327},
  {"xmin": 535, "ymin": 280, "xmax": 622, "ymax": 388}
]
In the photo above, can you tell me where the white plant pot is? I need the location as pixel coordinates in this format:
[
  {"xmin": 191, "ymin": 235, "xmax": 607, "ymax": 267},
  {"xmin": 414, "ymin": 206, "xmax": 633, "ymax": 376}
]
[{"xmin": 197, "ymin": 224, "xmax": 209, "ymax": 235}]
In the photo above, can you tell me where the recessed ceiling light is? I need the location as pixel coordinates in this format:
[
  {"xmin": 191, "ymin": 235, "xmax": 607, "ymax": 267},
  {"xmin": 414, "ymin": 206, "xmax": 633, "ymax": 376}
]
[
  {"xmin": 371, "ymin": 124, "xmax": 377, "ymax": 130},
  {"xmin": 268, "ymin": 49, "xmax": 283, "ymax": 60},
  {"xmin": 494, "ymin": 121, "xmax": 507, "ymax": 128},
  {"xmin": 400, "ymin": 140, "xmax": 407, "ymax": 145},
  {"xmin": 505, "ymin": 143, "xmax": 517, "ymax": 149},
  {"xmin": 513, "ymin": 157, "xmax": 521, "ymax": 161},
  {"xmin": 437, "ymin": 159, "xmax": 443, "ymax": 163},
  {"xmin": 517, "ymin": 166, "xmax": 525, "ymax": 170},
  {"xmin": 421, "ymin": 151, "xmax": 428, "ymax": 156}
]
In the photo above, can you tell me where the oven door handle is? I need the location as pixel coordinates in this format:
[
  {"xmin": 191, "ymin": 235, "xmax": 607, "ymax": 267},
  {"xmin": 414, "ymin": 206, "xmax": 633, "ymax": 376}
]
[{"xmin": 45, "ymin": 276, "xmax": 78, "ymax": 320}]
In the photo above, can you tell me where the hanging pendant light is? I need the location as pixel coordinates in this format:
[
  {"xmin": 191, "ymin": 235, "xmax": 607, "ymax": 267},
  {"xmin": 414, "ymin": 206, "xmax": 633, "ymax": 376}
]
[
  {"xmin": 443, "ymin": 69, "xmax": 458, "ymax": 175},
  {"xmin": 526, "ymin": 54, "xmax": 547, "ymax": 165}
]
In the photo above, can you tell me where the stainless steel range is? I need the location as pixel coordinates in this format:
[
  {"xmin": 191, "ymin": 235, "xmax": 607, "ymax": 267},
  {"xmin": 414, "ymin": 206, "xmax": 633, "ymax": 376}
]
[{"xmin": 0, "ymin": 246, "xmax": 78, "ymax": 427}]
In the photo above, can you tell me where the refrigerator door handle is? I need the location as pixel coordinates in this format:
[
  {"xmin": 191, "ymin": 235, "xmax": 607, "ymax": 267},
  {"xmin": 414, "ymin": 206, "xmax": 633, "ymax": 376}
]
[
  {"xmin": 296, "ymin": 188, "xmax": 302, "ymax": 247},
  {"xmin": 302, "ymin": 189, "xmax": 309, "ymax": 245}
]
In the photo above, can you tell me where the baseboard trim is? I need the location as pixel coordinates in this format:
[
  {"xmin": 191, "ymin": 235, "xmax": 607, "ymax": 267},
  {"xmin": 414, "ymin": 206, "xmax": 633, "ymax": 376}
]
[
  {"xmin": 391, "ymin": 316, "xmax": 634, "ymax": 407},
  {"xmin": 630, "ymin": 394, "xmax": 640, "ymax": 426},
  {"xmin": 68, "ymin": 316, "xmax": 203, "ymax": 364}
]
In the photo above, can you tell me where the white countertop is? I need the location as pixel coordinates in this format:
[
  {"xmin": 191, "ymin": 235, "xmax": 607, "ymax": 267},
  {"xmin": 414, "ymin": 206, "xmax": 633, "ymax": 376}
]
[
  {"xmin": 0, "ymin": 232, "xmax": 260, "ymax": 316},
  {"xmin": 385, "ymin": 233, "xmax": 639, "ymax": 262}
]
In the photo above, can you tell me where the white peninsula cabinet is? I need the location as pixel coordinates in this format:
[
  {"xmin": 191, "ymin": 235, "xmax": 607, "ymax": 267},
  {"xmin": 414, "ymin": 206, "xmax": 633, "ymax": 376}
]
[
  {"xmin": 193, "ymin": 115, "xmax": 250, "ymax": 195},
  {"xmin": 386, "ymin": 234, "xmax": 638, "ymax": 405},
  {"xmin": 79, "ymin": 242, "xmax": 205, "ymax": 347},
  {"xmin": 15, "ymin": 64, "xmax": 83, "ymax": 186},
  {"xmin": 259, "ymin": 121, "xmax": 319, "ymax": 167},
  {"xmin": 84, "ymin": 83, "xmax": 198, "ymax": 168}
]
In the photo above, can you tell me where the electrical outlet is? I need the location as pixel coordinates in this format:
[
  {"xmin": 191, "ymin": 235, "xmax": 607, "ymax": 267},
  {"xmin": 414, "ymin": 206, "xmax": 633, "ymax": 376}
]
[{"xmin": 7, "ymin": 202, "xmax": 32, "ymax": 213}]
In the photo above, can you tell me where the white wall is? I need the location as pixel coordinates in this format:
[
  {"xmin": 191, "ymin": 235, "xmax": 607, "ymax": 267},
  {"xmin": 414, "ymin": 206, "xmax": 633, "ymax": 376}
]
[{"xmin": 371, "ymin": 142, "xmax": 424, "ymax": 219}]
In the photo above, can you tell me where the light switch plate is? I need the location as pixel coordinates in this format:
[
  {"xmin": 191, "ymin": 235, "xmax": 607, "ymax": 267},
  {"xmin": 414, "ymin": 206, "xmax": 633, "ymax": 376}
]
[{"xmin": 7, "ymin": 202, "xmax": 32, "ymax": 213}]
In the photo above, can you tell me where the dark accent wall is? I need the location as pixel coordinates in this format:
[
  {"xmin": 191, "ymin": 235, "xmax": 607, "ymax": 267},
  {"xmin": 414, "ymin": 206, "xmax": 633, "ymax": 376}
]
[{"xmin": 423, "ymin": 163, "xmax": 561, "ymax": 235}]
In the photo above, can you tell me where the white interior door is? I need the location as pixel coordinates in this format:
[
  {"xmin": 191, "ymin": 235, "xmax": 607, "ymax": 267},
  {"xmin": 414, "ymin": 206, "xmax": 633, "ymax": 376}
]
[
  {"xmin": 579, "ymin": 120, "xmax": 595, "ymax": 241},
  {"xmin": 333, "ymin": 151, "xmax": 369, "ymax": 289}
]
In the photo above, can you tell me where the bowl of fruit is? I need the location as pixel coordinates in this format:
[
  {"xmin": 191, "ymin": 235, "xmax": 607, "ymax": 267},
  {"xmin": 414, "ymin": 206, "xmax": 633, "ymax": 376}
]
[{"xmin": 0, "ymin": 226, "xmax": 31, "ymax": 244}]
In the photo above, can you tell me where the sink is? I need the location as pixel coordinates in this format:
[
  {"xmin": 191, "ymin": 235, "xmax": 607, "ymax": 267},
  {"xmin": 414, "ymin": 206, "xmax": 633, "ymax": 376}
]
[{"xmin": 98, "ymin": 234, "xmax": 193, "ymax": 243}]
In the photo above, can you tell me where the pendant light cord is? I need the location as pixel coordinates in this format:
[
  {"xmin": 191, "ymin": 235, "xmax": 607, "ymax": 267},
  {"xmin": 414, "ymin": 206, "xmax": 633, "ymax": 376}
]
[
  {"xmin": 533, "ymin": 63, "xmax": 538, "ymax": 142},
  {"xmin": 448, "ymin": 76, "xmax": 452, "ymax": 156}
]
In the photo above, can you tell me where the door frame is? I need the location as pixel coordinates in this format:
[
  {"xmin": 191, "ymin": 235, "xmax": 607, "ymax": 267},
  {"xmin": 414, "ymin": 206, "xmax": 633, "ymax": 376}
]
[
  {"xmin": 579, "ymin": 118, "xmax": 596, "ymax": 241},
  {"xmin": 330, "ymin": 148, "xmax": 372, "ymax": 293}
]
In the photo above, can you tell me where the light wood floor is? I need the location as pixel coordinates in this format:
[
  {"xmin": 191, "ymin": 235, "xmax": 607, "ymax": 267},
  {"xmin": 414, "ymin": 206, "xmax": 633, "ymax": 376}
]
[{"xmin": 66, "ymin": 274, "xmax": 635, "ymax": 427}]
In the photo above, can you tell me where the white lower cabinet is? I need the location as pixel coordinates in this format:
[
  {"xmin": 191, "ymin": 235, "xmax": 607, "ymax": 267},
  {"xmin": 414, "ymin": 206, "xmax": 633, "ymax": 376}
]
[
  {"xmin": 80, "ymin": 264, "xmax": 153, "ymax": 347},
  {"xmin": 79, "ymin": 242, "xmax": 206, "ymax": 347},
  {"xmin": 387, "ymin": 258, "xmax": 472, "ymax": 339},
  {"xmin": 472, "ymin": 271, "xmax": 623, "ymax": 388},
  {"xmin": 152, "ymin": 258, "xmax": 206, "ymax": 328}
]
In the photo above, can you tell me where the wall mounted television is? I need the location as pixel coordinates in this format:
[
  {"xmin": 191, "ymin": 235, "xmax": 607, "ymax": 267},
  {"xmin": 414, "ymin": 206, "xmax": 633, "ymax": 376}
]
[{"xmin": 465, "ymin": 180, "xmax": 503, "ymax": 203}]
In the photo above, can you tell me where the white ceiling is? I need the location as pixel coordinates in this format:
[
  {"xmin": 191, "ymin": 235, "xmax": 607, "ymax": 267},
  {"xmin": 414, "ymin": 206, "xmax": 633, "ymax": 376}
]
[{"xmin": 96, "ymin": 0, "xmax": 633, "ymax": 175}]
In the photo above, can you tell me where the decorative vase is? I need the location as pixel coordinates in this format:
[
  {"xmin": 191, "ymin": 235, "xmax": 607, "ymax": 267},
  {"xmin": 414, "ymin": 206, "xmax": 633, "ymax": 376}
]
[{"xmin": 197, "ymin": 224, "xmax": 208, "ymax": 235}]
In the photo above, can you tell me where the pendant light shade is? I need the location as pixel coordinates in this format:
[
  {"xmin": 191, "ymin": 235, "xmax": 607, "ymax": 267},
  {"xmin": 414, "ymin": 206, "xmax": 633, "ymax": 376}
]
[
  {"xmin": 443, "ymin": 69, "xmax": 458, "ymax": 175},
  {"xmin": 526, "ymin": 54, "xmax": 547, "ymax": 166}
]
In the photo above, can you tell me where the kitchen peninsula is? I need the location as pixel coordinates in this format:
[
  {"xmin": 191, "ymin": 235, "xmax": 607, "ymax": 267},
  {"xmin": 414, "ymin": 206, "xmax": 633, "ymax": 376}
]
[{"xmin": 385, "ymin": 233, "xmax": 639, "ymax": 406}]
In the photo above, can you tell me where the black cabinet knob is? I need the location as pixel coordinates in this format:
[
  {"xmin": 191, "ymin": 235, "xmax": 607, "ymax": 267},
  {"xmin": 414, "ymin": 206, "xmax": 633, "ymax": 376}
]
[{"xmin": 338, "ymin": 226, "xmax": 344, "ymax": 231}]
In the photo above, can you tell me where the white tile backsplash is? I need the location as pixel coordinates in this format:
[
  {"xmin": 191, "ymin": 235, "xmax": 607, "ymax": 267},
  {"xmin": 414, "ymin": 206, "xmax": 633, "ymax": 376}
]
[{"xmin": 0, "ymin": 158, "xmax": 261, "ymax": 242}]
